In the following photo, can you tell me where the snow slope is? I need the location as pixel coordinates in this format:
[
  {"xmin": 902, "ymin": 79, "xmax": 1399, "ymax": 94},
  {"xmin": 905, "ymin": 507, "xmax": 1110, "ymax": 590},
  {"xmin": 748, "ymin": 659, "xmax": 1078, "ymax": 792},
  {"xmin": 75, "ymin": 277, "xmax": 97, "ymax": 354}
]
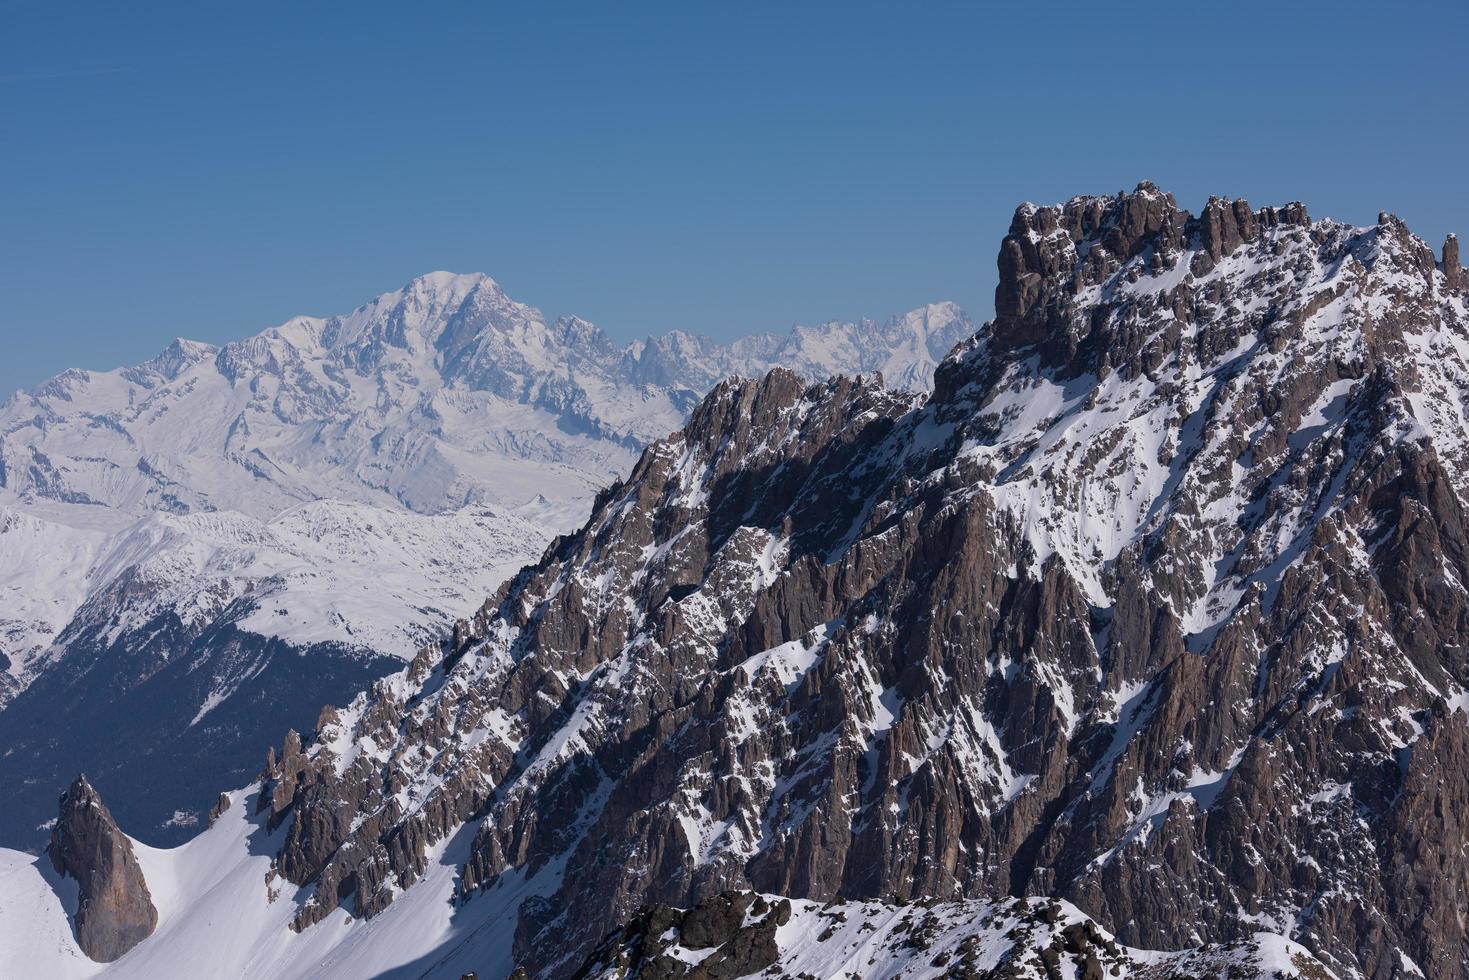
[
  {"xmin": 580, "ymin": 891, "xmax": 1337, "ymax": 979},
  {"xmin": 1, "ymin": 496, "xmax": 550, "ymax": 698}
]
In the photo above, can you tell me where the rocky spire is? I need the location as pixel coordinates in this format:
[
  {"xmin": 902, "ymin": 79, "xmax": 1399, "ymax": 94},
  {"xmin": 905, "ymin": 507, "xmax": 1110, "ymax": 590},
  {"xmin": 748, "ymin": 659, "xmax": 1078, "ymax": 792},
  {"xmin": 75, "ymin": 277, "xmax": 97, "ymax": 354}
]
[
  {"xmin": 989, "ymin": 182, "xmax": 1207, "ymax": 362},
  {"xmin": 47, "ymin": 775, "xmax": 158, "ymax": 962},
  {"xmin": 1446, "ymin": 234, "xmax": 1461, "ymax": 290},
  {"xmin": 975, "ymin": 182, "xmax": 1333, "ymax": 385}
]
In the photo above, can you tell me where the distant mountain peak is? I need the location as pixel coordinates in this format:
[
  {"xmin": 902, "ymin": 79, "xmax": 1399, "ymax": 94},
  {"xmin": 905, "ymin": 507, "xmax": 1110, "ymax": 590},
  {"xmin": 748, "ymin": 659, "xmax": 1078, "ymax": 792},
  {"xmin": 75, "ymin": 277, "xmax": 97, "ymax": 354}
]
[{"xmin": 5, "ymin": 274, "xmax": 970, "ymax": 523}]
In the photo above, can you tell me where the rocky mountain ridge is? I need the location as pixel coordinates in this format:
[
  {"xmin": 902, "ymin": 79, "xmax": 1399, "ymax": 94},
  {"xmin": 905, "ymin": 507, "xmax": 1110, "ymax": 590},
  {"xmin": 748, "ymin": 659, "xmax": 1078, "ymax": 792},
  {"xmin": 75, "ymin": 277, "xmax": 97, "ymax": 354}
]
[
  {"xmin": 6, "ymin": 183, "xmax": 1467, "ymax": 979},
  {"xmin": 228, "ymin": 184, "xmax": 1466, "ymax": 978},
  {"xmin": 0, "ymin": 780, "xmax": 1329, "ymax": 979},
  {"xmin": 574, "ymin": 889, "xmax": 1335, "ymax": 979}
]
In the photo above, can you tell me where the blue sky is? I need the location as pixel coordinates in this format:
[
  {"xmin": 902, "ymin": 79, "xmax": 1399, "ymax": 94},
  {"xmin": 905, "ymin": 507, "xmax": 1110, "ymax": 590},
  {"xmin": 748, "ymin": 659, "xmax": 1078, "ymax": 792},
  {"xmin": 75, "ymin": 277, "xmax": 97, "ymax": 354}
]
[{"xmin": 2, "ymin": 1, "xmax": 1465, "ymax": 395}]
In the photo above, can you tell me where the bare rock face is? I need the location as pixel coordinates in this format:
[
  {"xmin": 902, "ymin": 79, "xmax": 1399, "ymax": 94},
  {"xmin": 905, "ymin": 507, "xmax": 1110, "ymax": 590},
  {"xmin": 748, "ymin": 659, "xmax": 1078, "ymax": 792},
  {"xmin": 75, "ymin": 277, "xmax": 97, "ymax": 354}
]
[
  {"xmin": 1446, "ymin": 234, "xmax": 1461, "ymax": 290},
  {"xmin": 253, "ymin": 185, "xmax": 1469, "ymax": 978},
  {"xmin": 207, "ymin": 792, "xmax": 231, "ymax": 826},
  {"xmin": 574, "ymin": 891, "xmax": 789, "ymax": 980},
  {"xmin": 48, "ymin": 775, "xmax": 158, "ymax": 962}
]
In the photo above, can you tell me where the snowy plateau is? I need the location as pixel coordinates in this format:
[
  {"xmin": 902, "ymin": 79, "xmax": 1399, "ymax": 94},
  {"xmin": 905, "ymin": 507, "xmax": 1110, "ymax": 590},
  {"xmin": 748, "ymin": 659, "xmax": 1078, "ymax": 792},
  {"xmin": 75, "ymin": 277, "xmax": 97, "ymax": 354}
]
[{"xmin": 0, "ymin": 270, "xmax": 971, "ymax": 846}]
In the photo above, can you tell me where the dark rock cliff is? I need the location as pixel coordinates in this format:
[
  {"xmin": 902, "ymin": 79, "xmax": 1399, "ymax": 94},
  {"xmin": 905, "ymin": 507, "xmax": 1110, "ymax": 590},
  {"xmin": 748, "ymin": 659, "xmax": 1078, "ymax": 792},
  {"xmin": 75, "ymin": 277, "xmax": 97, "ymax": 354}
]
[{"xmin": 47, "ymin": 775, "xmax": 158, "ymax": 962}]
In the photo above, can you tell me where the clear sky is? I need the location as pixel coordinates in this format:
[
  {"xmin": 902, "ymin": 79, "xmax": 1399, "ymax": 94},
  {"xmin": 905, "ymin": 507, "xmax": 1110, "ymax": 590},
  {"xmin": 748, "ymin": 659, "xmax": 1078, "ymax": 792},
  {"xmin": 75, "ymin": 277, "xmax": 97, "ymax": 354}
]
[{"xmin": 2, "ymin": 0, "xmax": 1465, "ymax": 396}]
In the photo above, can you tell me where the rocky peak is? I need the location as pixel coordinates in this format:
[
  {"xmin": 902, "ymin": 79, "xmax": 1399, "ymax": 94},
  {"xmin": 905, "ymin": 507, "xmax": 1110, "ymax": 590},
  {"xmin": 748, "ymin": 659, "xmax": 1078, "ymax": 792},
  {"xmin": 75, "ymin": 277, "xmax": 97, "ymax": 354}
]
[
  {"xmin": 574, "ymin": 891, "xmax": 792, "ymax": 980},
  {"xmin": 47, "ymin": 774, "xmax": 157, "ymax": 962},
  {"xmin": 1446, "ymin": 233, "xmax": 1461, "ymax": 290},
  {"xmin": 991, "ymin": 182, "xmax": 1191, "ymax": 358},
  {"xmin": 959, "ymin": 182, "xmax": 1450, "ymax": 399},
  {"xmin": 125, "ymin": 337, "xmax": 219, "ymax": 386},
  {"xmin": 235, "ymin": 187, "xmax": 1469, "ymax": 979},
  {"xmin": 552, "ymin": 314, "xmax": 612, "ymax": 350}
]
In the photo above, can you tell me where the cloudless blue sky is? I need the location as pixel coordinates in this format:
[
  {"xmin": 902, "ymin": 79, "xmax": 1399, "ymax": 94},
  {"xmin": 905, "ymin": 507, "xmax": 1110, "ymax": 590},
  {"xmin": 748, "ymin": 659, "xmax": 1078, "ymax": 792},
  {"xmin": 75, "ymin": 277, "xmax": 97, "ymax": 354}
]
[{"xmin": 2, "ymin": 0, "xmax": 1465, "ymax": 395}]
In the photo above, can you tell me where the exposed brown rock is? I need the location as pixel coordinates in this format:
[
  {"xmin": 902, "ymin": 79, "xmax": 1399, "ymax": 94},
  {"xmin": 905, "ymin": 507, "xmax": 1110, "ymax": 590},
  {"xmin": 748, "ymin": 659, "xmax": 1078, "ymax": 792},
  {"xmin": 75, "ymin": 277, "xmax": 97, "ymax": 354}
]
[
  {"xmin": 47, "ymin": 775, "xmax": 158, "ymax": 962},
  {"xmin": 256, "ymin": 186, "xmax": 1469, "ymax": 979},
  {"xmin": 207, "ymin": 792, "xmax": 231, "ymax": 826},
  {"xmin": 569, "ymin": 891, "xmax": 787, "ymax": 980}
]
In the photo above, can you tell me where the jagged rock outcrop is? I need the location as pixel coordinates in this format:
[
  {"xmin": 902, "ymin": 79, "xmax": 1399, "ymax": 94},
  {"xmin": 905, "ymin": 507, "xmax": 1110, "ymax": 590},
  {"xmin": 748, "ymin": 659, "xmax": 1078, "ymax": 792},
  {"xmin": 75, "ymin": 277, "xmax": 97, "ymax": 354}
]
[
  {"xmin": 47, "ymin": 775, "xmax": 158, "ymax": 962},
  {"xmin": 207, "ymin": 791, "xmax": 232, "ymax": 826},
  {"xmin": 573, "ymin": 891, "xmax": 790, "ymax": 980},
  {"xmin": 252, "ymin": 185, "xmax": 1469, "ymax": 979},
  {"xmin": 573, "ymin": 891, "xmax": 1336, "ymax": 979}
]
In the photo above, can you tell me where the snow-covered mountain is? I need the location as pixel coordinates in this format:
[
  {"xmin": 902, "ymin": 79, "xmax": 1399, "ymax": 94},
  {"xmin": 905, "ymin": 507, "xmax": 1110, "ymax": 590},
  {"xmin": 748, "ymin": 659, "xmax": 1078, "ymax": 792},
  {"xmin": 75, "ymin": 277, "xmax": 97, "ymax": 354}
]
[
  {"xmin": 0, "ymin": 498, "xmax": 552, "ymax": 844},
  {"xmin": 0, "ymin": 499, "xmax": 548, "ymax": 700},
  {"xmin": 9, "ymin": 185, "xmax": 1462, "ymax": 979},
  {"xmin": 0, "ymin": 274, "xmax": 970, "ymax": 847},
  {"xmin": 0, "ymin": 272, "xmax": 970, "ymax": 522}
]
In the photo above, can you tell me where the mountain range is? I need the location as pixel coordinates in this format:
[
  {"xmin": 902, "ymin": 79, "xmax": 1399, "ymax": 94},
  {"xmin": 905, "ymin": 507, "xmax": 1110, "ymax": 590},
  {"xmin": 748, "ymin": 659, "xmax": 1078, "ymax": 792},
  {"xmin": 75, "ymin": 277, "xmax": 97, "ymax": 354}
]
[
  {"xmin": 4, "ymin": 183, "xmax": 1467, "ymax": 979},
  {"xmin": 0, "ymin": 274, "xmax": 971, "ymax": 846}
]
